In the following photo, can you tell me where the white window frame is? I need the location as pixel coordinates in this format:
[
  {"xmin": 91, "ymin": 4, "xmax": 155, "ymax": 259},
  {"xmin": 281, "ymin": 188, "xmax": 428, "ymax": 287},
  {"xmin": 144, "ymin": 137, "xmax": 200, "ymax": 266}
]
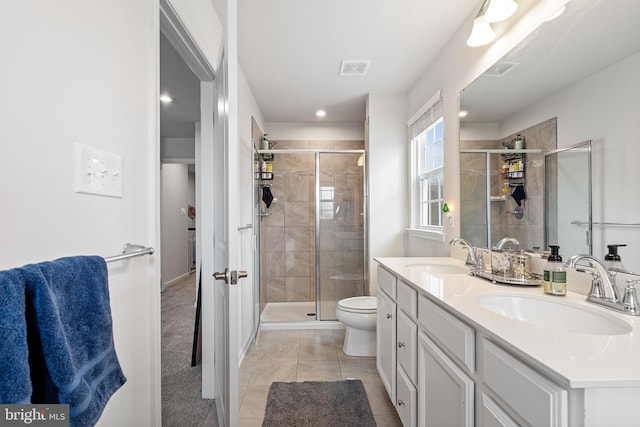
[{"xmin": 408, "ymin": 91, "xmax": 444, "ymax": 233}]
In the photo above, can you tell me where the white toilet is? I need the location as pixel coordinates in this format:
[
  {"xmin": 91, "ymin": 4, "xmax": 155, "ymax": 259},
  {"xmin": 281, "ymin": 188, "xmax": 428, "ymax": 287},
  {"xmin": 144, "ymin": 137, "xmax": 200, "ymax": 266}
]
[{"xmin": 336, "ymin": 296, "xmax": 377, "ymax": 356}]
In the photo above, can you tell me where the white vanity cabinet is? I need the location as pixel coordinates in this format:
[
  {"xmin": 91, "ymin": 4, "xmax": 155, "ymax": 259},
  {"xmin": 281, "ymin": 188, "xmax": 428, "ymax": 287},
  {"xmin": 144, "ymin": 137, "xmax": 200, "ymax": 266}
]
[
  {"xmin": 376, "ymin": 262, "xmax": 571, "ymax": 427},
  {"xmin": 377, "ymin": 267, "xmax": 397, "ymax": 403},
  {"xmin": 417, "ymin": 295, "xmax": 475, "ymax": 427},
  {"xmin": 482, "ymin": 339, "xmax": 568, "ymax": 427},
  {"xmin": 418, "ymin": 331, "xmax": 474, "ymax": 426},
  {"xmin": 395, "ymin": 280, "xmax": 418, "ymax": 427}
]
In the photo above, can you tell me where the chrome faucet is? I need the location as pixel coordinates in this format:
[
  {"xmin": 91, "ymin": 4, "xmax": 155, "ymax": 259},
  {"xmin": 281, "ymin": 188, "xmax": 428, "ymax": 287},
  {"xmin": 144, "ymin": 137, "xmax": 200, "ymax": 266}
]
[
  {"xmin": 565, "ymin": 254, "xmax": 640, "ymax": 316},
  {"xmin": 494, "ymin": 237, "xmax": 520, "ymax": 250},
  {"xmin": 449, "ymin": 238, "xmax": 478, "ymax": 268}
]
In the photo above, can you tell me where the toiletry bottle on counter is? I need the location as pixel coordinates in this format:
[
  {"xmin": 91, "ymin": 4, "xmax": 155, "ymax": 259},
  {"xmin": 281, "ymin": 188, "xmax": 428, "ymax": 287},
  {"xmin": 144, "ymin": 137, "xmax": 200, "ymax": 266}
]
[
  {"xmin": 544, "ymin": 245, "xmax": 566, "ymax": 295},
  {"xmin": 604, "ymin": 244, "xmax": 627, "ymax": 272}
]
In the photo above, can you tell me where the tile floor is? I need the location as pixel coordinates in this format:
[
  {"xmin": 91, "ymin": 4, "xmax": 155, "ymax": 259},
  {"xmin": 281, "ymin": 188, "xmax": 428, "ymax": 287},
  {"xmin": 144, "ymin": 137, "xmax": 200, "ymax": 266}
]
[
  {"xmin": 162, "ymin": 275, "xmax": 401, "ymax": 426},
  {"xmin": 238, "ymin": 329, "xmax": 402, "ymax": 426}
]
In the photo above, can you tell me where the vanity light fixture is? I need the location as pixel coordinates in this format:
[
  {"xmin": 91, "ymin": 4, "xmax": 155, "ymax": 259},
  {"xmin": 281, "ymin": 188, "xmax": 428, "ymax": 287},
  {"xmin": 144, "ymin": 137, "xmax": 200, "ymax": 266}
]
[
  {"xmin": 467, "ymin": 0, "xmax": 518, "ymax": 47},
  {"xmin": 467, "ymin": 14, "xmax": 496, "ymax": 47},
  {"xmin": 484, "ymin": 0, "xmax": 518, "ymax": 23}
]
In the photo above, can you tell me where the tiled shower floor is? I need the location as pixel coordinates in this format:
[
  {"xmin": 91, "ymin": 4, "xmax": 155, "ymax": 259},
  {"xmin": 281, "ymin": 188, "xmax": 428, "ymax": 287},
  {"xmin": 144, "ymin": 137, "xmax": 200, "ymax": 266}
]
[{"xmin": 260, "ymin": 301, "xmax": 317, "ymax": 322}]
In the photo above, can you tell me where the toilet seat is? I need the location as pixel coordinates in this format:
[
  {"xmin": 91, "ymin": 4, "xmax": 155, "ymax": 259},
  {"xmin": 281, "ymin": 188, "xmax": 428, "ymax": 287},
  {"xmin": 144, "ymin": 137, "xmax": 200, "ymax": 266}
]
[{"xmin": 337, "ymin": 296, "xmax": 376, "ymax": 313}]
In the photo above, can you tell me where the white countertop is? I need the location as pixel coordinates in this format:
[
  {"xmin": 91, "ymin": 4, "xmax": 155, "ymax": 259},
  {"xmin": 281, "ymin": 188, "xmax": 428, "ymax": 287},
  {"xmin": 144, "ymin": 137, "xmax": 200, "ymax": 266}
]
[{"xmin": 375, "ymin": 256, "xmax": 640, "ymax": 389}]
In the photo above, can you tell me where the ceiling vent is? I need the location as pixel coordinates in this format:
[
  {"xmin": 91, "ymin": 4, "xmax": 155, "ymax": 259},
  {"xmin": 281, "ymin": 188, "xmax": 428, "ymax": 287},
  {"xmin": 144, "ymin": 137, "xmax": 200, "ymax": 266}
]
[
  {"xmin": 339, "ymin": 60, "xmax": 371, "ymax": 76},
  {"xmin": 482, "ymin": 61, "xmax": 519, "ymax": 77}
]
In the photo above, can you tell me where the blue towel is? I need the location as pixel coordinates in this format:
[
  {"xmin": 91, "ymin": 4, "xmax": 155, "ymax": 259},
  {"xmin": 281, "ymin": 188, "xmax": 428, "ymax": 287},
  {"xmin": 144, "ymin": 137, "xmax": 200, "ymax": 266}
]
[
  {"xmin": 0, "ymin": 268, "xmax": 31, "ymax": 404},
  {"xmin": 511, "ymin": 185, "xmax": 526, "ymax": 206},
  {"xmin": 20, "ymin": 256, "xmax": 126, "ymax": 426},
  {"xmin": 262, "ymin": 186, "xmax": 274, "ymax": 208}
]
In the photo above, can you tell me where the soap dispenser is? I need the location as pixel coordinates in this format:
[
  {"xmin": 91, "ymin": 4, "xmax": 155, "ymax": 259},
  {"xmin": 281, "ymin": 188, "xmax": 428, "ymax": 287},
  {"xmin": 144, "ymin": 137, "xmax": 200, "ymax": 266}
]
[
  {"xmin": 544, "ymin": 245, "xmax": 566, "ymax": 295},
  {"xmin": 604, "ymin": 244, "xmax": 627, "ymax": 272}
]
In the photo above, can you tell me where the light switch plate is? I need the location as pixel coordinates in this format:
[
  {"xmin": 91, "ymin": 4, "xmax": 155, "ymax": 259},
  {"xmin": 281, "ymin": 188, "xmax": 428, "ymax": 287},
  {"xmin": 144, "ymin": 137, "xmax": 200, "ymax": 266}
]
[{"xmin": 75, "ymin": 143, "xmax": 123, "ymax": 198}]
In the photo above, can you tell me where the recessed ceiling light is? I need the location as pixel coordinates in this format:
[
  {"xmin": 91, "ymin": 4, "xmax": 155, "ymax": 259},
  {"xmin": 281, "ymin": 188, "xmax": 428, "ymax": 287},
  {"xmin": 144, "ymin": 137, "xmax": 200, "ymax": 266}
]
[
  {"xmin": 459, "ymin": 110, "xmax": 468, "ymax": 118},
  {"xmin": 316, "ymin": 110, "xmax": 326, "ymax": 118},
  {"xmin": 159, "ymin": 94, "xmax": 173, "ymax": 103}
]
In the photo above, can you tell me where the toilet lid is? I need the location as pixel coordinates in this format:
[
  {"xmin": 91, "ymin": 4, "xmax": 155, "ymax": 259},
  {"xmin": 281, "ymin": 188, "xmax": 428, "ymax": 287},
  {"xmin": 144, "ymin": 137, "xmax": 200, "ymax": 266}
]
[{"xmin": 338, "ymin": 296, "xmax": 377, "ymax": 312}]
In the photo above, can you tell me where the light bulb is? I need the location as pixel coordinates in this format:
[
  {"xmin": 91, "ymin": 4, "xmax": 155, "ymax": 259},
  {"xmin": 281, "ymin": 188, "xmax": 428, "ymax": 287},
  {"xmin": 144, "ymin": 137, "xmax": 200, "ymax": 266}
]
[
  {"xmin": 484, "ymin": 0, "xmax": 518, "ymax": 23},
  {"xmin": 467, "ymin": 16, "xmax": 496, "ymax": 47}
]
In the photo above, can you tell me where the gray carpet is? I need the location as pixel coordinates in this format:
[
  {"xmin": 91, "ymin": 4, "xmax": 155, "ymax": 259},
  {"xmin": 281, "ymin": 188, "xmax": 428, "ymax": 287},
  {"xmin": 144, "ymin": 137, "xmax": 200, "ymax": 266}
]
[
  {"xmin": 263, "ymin": 380, "xmax": 376, "ymax": 427},
  {"xmin": 162, "ymin": 275, "xmax": 217, "ymax": 426}
]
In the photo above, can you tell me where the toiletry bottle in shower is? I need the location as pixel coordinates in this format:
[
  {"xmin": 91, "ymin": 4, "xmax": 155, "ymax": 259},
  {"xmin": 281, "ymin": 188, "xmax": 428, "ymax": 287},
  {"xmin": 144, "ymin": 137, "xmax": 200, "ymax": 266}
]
[{"xmin": 544, "ymin": 245, "xmax": 565, "ymax": 295}]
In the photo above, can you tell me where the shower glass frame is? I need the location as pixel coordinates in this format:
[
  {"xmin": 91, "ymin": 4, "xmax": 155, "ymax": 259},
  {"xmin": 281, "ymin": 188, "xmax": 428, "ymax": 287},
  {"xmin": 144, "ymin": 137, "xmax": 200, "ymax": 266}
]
[{"xmin": 257, "ymin": 148, "xmax": 368, "ymax": 321}]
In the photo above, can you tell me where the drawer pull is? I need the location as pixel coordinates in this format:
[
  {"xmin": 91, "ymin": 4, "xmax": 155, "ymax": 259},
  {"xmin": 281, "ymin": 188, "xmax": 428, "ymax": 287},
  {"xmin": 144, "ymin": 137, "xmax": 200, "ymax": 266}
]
[
  {"xmin": 397, "ymin": 399, "xmax": 405, "ymax": 406},
  {"xmin": 387, "ymin": 313, "xmax": 393, "ymax": 319},
  {"xmin": 397, "ymin": 341, "xmax": 405, "ymax": 348}
]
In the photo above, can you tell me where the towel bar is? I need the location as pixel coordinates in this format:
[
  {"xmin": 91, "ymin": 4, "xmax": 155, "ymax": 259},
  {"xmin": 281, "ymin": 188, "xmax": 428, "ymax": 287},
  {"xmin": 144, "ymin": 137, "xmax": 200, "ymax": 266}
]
[{"xmin": 105, "ymin": 243, "xmax": 155, "ymax": 263}]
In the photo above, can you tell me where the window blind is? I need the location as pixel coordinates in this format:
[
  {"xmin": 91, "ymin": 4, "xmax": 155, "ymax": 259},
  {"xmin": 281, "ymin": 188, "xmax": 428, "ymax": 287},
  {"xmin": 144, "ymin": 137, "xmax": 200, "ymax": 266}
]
[{"xmin": 408, "ymin": 90, "xmax": 443, "ymax": 139}]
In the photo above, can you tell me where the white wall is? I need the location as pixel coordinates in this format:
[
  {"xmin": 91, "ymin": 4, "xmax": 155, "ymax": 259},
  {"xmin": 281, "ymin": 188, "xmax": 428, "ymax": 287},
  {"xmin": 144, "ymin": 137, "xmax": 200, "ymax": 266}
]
[
  {"xmin": 161, "ymin": 164, "xmax": 196, "ymax": 287},
  {"xmin": 366, "ymin": 93, "xmax": 408, "ymax": 294},
  {"xmin": 1, "ymin": 1, "xmax": 161, "ymax": 425},
  {"xmin": 0, "ymin": 0, "xmax": 222, "ymax": 425},
  {"xmin": 266, "ymin": 122, "xmax": 364, "ymax": 141},
  {"xmin": 405, "ymin": 0, "xmax": 570, "ymax": 257},
  {"xmin": 161, "ymin": 137, "xmax": 196, "ymax": 162}
]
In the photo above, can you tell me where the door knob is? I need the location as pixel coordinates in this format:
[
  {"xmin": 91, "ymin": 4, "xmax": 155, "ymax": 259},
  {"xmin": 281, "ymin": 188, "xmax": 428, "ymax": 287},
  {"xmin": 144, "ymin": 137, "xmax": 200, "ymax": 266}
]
[
  {"xmin": 213, "ymin": 268, "xmax": 229, "ymax": 283},
  {"xmin": 213, "ymin": 269, "xmax": 248, "ymax": 285}
]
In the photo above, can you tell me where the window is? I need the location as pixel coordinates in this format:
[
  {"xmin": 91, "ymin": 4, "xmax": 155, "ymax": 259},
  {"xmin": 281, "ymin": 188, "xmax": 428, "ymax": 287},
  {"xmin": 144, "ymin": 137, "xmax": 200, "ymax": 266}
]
[{"xmin": 409, "ymin": 92, "xmax": 443, "ymax": 229}]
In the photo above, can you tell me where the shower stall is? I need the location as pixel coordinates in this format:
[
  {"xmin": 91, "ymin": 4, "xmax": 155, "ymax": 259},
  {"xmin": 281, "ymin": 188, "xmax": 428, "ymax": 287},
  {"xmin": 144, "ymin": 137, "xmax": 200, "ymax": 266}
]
[{"xmin": 255, "ymin": 145, "xmax": 367, "ymax": 325}]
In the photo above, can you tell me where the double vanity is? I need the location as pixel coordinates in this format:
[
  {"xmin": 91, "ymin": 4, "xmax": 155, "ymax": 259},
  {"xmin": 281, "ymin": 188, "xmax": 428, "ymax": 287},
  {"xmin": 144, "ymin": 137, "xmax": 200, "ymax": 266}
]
[{"xmin": 375, "ymin": 257, "xmax": 640, "ymax": 427}]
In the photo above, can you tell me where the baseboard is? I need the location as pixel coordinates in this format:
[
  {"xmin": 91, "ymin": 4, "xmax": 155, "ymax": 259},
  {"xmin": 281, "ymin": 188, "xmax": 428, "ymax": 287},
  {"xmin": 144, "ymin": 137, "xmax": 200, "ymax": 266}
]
[{"xmin": 161, "ymin": 271, "xmax": 193, "ymax": 291}]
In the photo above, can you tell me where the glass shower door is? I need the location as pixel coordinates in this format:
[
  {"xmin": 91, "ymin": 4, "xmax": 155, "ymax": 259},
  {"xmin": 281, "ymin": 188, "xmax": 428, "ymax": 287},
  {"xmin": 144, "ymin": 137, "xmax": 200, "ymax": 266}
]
[{"xmin": 317, "ymin": 152, "xmax": 366, "ymax": 320}]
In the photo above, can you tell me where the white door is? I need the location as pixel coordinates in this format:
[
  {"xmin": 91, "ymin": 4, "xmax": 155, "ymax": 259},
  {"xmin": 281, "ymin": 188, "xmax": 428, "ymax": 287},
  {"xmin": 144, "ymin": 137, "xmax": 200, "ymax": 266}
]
[{"xmin": 210, "ymin": 1, "xmax": 242, "ymax": 424}]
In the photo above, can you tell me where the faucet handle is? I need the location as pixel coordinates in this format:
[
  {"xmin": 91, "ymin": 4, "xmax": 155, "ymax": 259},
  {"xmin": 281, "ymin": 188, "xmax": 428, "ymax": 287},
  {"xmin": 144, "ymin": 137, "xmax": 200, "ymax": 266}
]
[
  {"xmin": 587, "ymin": 273, "xmax": 605, "ymax": 299},
  {"xmin": 623, "ymin": 279, "xmax": 640, "ymax": 314}
]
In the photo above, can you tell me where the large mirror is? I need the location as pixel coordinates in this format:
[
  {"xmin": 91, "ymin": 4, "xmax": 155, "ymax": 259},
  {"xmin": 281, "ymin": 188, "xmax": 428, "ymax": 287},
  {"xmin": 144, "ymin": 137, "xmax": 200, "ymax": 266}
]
[{"xmin": 459, "ymin": 0, "xmax": 640, "ymax": 272}]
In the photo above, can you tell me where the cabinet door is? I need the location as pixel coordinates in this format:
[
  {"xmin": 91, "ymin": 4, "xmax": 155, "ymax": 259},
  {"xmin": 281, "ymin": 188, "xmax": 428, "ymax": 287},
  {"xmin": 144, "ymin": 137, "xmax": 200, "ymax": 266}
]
[
  {"xmin": 481, "ymin": 393, "xmax": 519, "ymax": 427},
  {"xmin": 418, "ymin": 331, "xmax": 474, "ymax": 427},
  {"xmin": 397, "ymin": 310, "xmax": 417, "ymax": 383},
  {"xmin": 377, "ymin": 290, "xmax": 397, "ymax": 403}
]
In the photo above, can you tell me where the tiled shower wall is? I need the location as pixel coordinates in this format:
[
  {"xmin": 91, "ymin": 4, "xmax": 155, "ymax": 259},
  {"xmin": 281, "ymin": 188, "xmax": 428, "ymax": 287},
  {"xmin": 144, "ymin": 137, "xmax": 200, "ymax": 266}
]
[
  {"xmin": 259, "ymin": 140, "xmax": 365, "ymax": 317},
  {"xmin": 460, "ymin": 117, "xmax": 557, "ymax": 250}
]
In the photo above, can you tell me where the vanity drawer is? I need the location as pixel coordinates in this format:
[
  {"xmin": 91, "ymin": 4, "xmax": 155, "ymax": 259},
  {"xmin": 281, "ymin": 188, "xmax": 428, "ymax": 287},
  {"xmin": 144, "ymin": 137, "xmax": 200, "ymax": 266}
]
[
  {"xmin": 397, "ymin": 279, "xmax": 417, "ymax": 317},
  {"xmin": 377, "ymin": 265, "xmax": 396, "ymax": 299},
  {"xmin": 482, "ymin": 339, "xmax": 568, "ymax": 427},
  {"xmin": 396, "ymin": 364, "xmax": 417, "ymax": 427},
  {"xmin": 418, "ymin": 295, "xmax": 475, "ymax": 373},
  {"xmin": 397, "ymin": 310, "xmax": 417, "ymax": 383}
]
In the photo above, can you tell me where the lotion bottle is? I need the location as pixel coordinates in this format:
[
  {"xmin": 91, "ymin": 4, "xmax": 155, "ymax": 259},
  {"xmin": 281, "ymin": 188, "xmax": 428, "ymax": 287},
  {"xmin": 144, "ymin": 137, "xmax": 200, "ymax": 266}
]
[
  {"xmin": 544, "ymin": 245, "xmax": 565, "ymax": 295},
  {"xmin": 604, "ymin": 244, "xmax": 627, "ymax": 272}
]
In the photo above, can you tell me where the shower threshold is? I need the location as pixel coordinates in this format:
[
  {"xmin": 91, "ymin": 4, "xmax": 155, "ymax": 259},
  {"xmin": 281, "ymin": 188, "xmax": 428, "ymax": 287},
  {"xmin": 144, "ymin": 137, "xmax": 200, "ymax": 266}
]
[{"xmin": 260, "ymin": 302, "xmax": 344, "ymax": 331}]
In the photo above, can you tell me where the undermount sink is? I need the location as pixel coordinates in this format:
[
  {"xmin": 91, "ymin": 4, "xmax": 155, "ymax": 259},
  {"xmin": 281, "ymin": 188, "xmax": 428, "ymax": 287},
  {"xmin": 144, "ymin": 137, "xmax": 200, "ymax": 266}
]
[
  {"xmin": 478, "ymin": 293, "xmax": 632, "ymax": 335},
  {"xmin": 404, "ymin": 263, "xmax": 469, "ymax": 275}
]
